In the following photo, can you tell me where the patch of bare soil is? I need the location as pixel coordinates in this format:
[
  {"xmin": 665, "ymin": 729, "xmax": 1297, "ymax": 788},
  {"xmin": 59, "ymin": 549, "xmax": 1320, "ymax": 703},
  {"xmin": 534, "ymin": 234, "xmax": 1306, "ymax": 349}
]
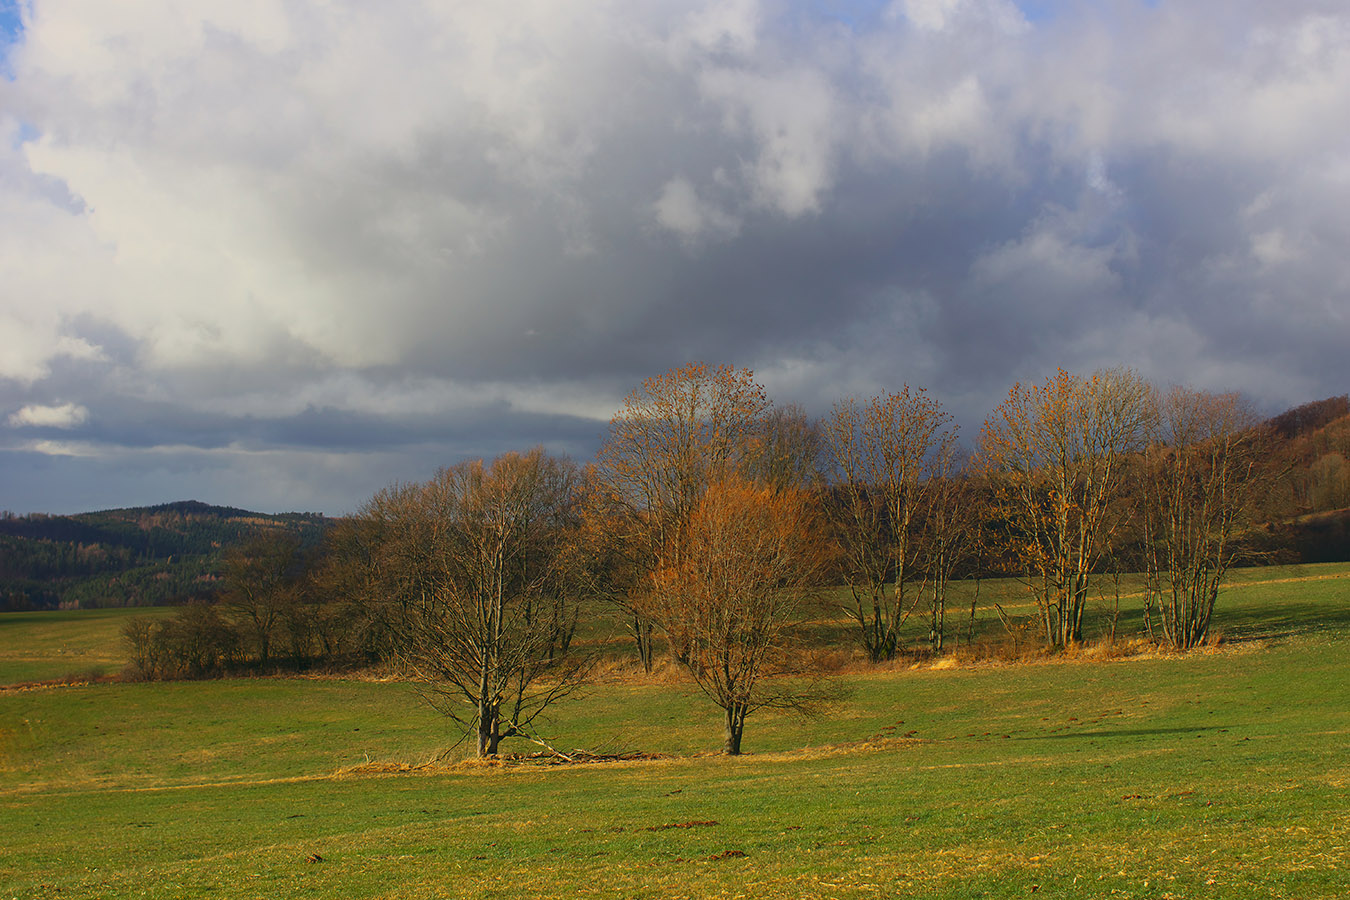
[{"xmin": 704, "ymin": 849, "xmax": 747, "ymax": 860}]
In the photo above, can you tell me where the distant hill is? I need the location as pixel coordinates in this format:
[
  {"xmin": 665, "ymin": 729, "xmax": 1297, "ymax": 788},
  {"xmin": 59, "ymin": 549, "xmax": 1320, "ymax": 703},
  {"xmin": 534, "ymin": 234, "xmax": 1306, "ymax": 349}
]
[
  {"xmin": 0, "ymin": 501, "xmax": 330, "ymax": 611},
  {"xmin": 1258, "ymin": 396, "xmax": 1350, "ymax": 563},
  {"xmin": 1267, "ymin": 395, "xmax": 1350, "ymax": 441}
]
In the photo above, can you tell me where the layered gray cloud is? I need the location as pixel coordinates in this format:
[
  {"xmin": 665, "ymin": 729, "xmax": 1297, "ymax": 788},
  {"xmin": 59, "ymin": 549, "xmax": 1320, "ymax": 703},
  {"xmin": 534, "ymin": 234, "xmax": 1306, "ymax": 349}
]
[{"xmin": 2, "ymin": 0, "xmax": 1348, "ymax": 514}]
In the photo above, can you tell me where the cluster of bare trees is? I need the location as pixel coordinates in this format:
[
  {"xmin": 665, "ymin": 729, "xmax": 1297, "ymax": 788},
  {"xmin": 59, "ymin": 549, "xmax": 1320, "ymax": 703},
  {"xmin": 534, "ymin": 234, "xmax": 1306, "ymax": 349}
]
[
  {"xmin": 128, "ymin": 363, "xmax": 1282, "ymax": 756},
  {"xmin": 1139, "ymin": 388, "xmax": 1272, "ymax": 649},
  {"xmin": 822, "ymin": 389, "xmax": 973, "ymax": 659},
  {"xmin": 980, "ymin": 370, "xmax": 1273, "ymax": 652},
  {"xmin": 981, "ymin": 369, "xmax": 1154, "ymax": 648},
  {"xmin": 123, "ymin": 532, "xmax": 340, "ymax": 680}
]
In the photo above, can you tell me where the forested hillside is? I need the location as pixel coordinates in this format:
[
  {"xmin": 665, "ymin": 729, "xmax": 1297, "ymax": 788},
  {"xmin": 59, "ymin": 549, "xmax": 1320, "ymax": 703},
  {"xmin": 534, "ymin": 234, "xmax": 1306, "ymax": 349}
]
[
  {"xmin": 0, "ymin": 501, "xmax": 328, "ymax": 611},
  {"xmin": 1258, "ymin": 396, "xmax": 1350, "ymax": 562}
]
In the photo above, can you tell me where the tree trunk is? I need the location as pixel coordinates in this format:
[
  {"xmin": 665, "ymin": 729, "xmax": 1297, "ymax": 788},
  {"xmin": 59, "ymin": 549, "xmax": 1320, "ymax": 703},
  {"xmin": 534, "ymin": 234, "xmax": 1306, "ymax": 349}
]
[
  {"xmin": 477, "ymin": 704, "xmax": 500, "ymax": 757},
  {"xmin": 634, "ymin": 615, "xmax": 655, "ymax": 673},
  {"xmin": 929, "ymin": 584, "xmax": 946, "ymax": 653},
  {"xmin": 965, "ymin": 577, "xmax": 980, "ymax": 645},
  {"xmin": 858, "ymin": 590, "xmax": 897, "ymax": 662},
  {"xmin": 723, "ymin": 704, "xmax": 746, "ymax": 755}
]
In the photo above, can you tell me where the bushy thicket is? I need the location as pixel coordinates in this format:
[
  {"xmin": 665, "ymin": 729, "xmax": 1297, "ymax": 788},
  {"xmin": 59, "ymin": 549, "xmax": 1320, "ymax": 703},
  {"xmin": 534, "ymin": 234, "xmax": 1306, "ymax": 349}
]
[
  {"xmin": 122, "ymin": 605, "xmax": 240, "ymax": 680},
  {"xmin": 120, "ymin": 595, "xmax": 380, "ymax": 681}
]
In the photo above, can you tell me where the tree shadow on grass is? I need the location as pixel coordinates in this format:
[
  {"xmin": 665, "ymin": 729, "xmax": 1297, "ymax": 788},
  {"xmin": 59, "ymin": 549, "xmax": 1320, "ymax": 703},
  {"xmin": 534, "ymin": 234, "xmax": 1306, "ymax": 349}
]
[
  {"xmin": 1032, "ymin": 725, "xmax": 1234, "ymax": 740},
  {"xmin": 1216, "ymin": 600, "xmax": 1350, "ymax": 643}
]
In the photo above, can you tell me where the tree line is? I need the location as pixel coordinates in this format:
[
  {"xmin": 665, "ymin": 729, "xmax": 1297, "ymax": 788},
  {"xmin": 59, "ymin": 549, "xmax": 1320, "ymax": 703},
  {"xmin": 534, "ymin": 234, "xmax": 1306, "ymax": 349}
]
[{"xmin": 123, "ymin": 365, "xmax": 1343, "ymax": 756}]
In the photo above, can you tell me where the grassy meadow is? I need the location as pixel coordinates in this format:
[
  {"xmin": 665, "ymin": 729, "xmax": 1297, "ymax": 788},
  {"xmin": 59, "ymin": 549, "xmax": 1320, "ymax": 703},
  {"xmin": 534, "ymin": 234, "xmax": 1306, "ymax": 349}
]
[
  {"xmin": 0, "ymin": 605, "xmax": 176, "ymax": 686},
  {"xmin": 1, "ymin": 565, "xmax": 1347, "ymax": 898}
]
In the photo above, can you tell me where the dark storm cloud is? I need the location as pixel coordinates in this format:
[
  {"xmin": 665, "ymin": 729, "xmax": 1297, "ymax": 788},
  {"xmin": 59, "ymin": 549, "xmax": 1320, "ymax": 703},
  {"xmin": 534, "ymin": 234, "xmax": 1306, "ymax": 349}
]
[{"xmin": 2, "ymin": 0, "xmax": 1348, "ymax": 513}]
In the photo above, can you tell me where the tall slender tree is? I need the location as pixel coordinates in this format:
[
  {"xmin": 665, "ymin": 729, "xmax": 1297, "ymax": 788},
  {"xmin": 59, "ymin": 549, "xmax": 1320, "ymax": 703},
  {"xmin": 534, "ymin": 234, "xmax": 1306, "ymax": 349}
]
[
  {"xmin": 916, "ymin": 441, "xmax": 979, "ymax": 653},
  {"xmin": 823, "ymin": 388, "xmax": 955, "ymax": 661},
  {"xmin": 980, "ymin": 368, "xmax": 1154, "ymax": 649}
]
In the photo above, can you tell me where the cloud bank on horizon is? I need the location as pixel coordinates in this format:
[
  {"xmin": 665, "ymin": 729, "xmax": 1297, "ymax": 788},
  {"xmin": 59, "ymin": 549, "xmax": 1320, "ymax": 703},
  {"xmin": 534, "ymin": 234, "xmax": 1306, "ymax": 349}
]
[{"xmin": 1, "ymin": 0, "xmax": 1348, "ymax": 515}]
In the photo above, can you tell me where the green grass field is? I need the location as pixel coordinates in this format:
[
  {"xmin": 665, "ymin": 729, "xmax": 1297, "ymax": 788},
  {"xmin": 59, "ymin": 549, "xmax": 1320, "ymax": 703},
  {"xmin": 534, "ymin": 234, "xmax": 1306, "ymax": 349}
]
[
  {"xmin": 0, "ymin": 606, "xmax": 176, "ymax": 686},
  {"xmin": 1, "ymin": 565, "xmax": 1347, "ymax": 898}
]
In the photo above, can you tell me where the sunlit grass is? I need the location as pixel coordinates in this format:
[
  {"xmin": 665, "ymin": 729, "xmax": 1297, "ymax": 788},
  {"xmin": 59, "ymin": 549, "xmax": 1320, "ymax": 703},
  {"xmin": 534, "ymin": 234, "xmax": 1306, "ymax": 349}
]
[
  {"xmin": 0, "ymin": 606, "xmax": 176, "ymax": 684},
  {"xmin": 1, "ymin": 563, "xmax": 1347, "ymax": 897}
]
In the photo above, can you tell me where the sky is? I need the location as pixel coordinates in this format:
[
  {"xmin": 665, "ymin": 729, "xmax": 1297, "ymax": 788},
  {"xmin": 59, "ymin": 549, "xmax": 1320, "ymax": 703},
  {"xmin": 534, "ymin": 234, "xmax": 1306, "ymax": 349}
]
[{"xmin": 1, "ymin": 0, "xmax": 1348, "ymax": 516}]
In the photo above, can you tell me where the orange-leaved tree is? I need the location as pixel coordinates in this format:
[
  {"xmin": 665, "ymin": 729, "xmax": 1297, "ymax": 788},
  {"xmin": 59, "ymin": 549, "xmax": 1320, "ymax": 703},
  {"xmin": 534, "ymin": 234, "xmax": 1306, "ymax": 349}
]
[
  {"xmin": 594, "ymin": 363, "xmax": 771, "ymax": 671},
  {"xmin": 644, "ymin": 477, "xmax": 829, "ymax": 754}
]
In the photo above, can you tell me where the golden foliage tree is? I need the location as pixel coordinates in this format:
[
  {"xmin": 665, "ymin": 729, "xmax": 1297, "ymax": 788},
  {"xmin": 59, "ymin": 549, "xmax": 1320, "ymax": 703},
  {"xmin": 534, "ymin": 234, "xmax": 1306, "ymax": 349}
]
[
  {"xmin": 595, "ymin": 363, "xmax": 771, "ymax": 670},
  {"xmin": 645, "ymin": 478, "xmax": 828, "ymax": 754},
  {"xmin": 980, "ymin": 368, "xmax": 1154, "ymax": 649}
]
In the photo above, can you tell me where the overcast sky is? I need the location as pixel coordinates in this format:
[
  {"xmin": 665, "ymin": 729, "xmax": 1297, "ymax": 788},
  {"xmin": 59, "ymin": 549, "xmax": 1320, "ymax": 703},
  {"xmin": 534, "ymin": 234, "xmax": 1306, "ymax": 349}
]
[{"xmin": 2, "ymin": 0, "xmax": 1348, "ymax": 515}]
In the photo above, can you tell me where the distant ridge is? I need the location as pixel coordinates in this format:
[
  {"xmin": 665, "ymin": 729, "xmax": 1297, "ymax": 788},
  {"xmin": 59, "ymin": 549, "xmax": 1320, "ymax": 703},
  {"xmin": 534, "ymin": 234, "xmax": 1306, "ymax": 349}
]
[
  {"xmin": 84, "ymin": 499, "xmax": 323, "ymax": 520},
  {"xmin": 141, "ymin": 499, "xmax": 260, "ymax": 518},
  {"xmin": 1259, "ymin": 397, "xmax": 1350, "ymax": 563}
]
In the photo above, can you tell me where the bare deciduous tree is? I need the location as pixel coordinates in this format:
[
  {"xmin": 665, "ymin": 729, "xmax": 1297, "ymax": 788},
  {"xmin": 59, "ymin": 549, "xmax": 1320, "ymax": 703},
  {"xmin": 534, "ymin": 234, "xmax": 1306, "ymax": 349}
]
[
  {"xmin": 823, "ymin": 388, "xmax": 955, "ymax": 661},
  {"xmin": 980, "ymin": 368, "xmax": 1154, "ymax": 649},
  {"xmin": 742, "ymin": 404, "xmax": 825, "ymax": 491},
  {"xmin": 1142, "ymin": 388, "xmax": 1271, "ymax": 649},
  {"xmin": 916, "ymin": 442, "xmax": 980, "ymax": 653},
  {"xmin": 220, "ymin": 531, "xmax": 302, "ymax": 666},
  {"xmin": 355, "ymin": 449, "xmax": 585, "ymax": 757}
]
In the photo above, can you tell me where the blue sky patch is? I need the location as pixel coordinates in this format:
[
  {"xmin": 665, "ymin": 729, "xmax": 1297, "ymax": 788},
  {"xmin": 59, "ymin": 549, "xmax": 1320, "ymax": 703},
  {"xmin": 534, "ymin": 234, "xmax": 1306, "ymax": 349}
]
[
  {"xmin": 0, "ymin": 0, "xmax": 24, "ymax": 78},
  {"xmin": 0, "ymin": 1, "xmax": 23, "ymax": 43}
]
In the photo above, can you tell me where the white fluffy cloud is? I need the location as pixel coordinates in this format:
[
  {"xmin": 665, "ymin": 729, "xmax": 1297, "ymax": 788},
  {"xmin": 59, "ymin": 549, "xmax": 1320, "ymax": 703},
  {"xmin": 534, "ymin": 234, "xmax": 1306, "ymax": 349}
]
[
  {"xmin": 1, "ymin": 0, "xmax": 1348, "ymax": 513},
  {"xmin": 9, "ymin": 402, "xmax": 89, "ymax": 428},
  {"xmin": 653, "ymin": 176, "xmax": 741, "ymax": 243}
]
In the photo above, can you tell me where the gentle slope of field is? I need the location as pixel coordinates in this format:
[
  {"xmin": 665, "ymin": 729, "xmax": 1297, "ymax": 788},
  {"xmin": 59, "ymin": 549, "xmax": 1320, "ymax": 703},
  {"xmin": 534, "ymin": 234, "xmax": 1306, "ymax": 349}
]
[
  {"xmin": 1, "ymin": 565, "xmax": 1347, "ymax": 898},
  {"xmin": 0, "ymin": 606, "xmax": 175, "ymax": 685}
]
